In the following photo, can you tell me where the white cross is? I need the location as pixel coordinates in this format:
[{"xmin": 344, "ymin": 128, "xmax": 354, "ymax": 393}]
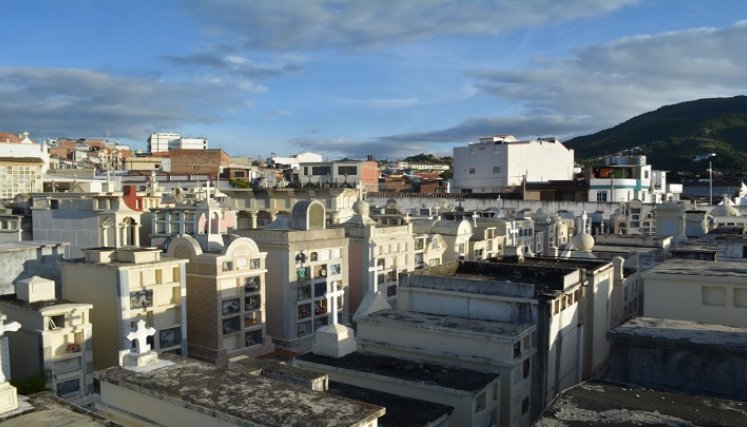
[
  {"xmin": 326, "ymin": 280, "xmax": 345, "ymax": 326},
  {"xmin": 368, "ymin": 263, "xmax": 384, "ymax": 293},
  {"xmin": 127, "ymin": 320, "xmax": 156, "ymax": 355},
  {"xmin": 0, "ymin": 314, "xmax": 21, "ymax": 383}
]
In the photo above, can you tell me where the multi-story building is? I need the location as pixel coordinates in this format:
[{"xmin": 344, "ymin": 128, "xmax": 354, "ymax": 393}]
[
  {"xmin": 165, "ymin": 233, "xmax": 272, "ymax": 365},
  {"xmin": 147, "ymin": 132, "xmax": 208, "ymax": 153},
  {"xmin": 587, "ymin": 156, "xmax": 681, "ymax": 203},
  {"xmin": 268, "ymin": 151, "xmax": 323, "ymax": 169},
  {"xmin": 451, "ymin": 135, "xmax": 574, "ymax": 193},
  {"xmin": 0, "ymin": 276, "xmax": 93, "ymax": 401},
  {"xmin": 60, "ymin": 247, "xmax": 188, "ymax": 369},
  {"xmin": 237, "ymin": 200, "xmax": 349, "ymax": 350},
  {"xmin": 296, "ymin": 159, "xmax": 379, "ymax": 192}
]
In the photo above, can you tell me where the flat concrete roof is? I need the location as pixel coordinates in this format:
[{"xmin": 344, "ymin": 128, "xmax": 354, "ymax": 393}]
[
  {"xmin": 0, "ymin": 241, "xmax": 68, "ymax": 252},
  {"xmin": 327, "ymin": 381, "xmax": 453, "ymax": 427},
  {"xmin": 96, "ymin": 355, "xmax": 384, "ymax": 427},
  {"xmin": 608, "ymin": 317, "xmax": 747, "ymax": 351},
  {"xmin": 644, "ymin": 259, "xmax": 747, "ymax": 278},
  {"xmin": 299, "ymin": 351, "xmax": 499, "ymax": 393},
  {"xmin": 535, "ymin": 380, "xmax": 747, "ymax": 427},
  {"xmin": 1, "ymin": 391, "xmax": 116, "ymax": 426},
  {"xmin": 361, "ymin": 309, "xmax": 534, "ymax": 341}
]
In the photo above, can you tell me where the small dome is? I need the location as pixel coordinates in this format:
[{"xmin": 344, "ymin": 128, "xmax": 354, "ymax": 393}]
[
  {"xmin": 353, "ymin": 199, "xmax": 370, "ymax": 216},
  {"xmin": 572, "ymin": 232, "xmax": 595, "ymax": 252},
  {"xmin": 710, "ymin": 197, "xmax": 740, "ymax": 217}
]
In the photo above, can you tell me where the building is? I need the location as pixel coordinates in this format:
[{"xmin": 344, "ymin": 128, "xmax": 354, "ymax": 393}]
[
  {"xmin": 608, "ymin": 316, "xmax": 747, "ymax": 401},
  {"xmin": 450, "ymin": 135, "xmax": 574, "ymax": 193},
  {"xmin": 95, "ymin": 354, "xmax": 385, "ymax": 427},
  {"xmin": 397, "ymin": 260, "xmax": 588, "ymax": 422},
  {"xmin": 268, "ymin": 151, "xmax": 323, "ymax": 169},
  {"xmin": 297, "ymin": 350, "xmax": 502, "ymax": 427},
  {"xmin": 31, "ymin": 188, "xmax": 145, "ymax": 258},
  {"xmin": 165, "ymin": 234, "xmax": 273, "ymax": 365},
  {"xmin": 147, "ymin": 132, "xmax": 208, "ymax": 153},
  {"xmin": 642, "ymin": 259, "xmax": 747, "ymax": 328},
  {"xmin": 237, "ymin": 200, "xmax": 350, "ymax": 350},
  {"xmin": 167, "ymin": 149, "xmax": 228, "ymax": 177},
  {"xmin": 411, "ymin": 217, "xmax": 472, "ymax": 263},
  {"xmin": 0, "ymin": 157, "xmax": 45, "ymax": 200},
  {"xmin": 586, "ymin": 156, "xmax": 681, "ymax": 203},
  {"xmin": 0, "ymin": 241, "xmax": 68, "ymax": 296},
  {"xmin": 296, "ymin": 159, "xmax": 379, "ymax": 192},
  {"xmin": 351, "ymin": 310, "xmax": 531, "ymax": 427},
  {"xmin": 0, "ymin": 276, "xmax": 93, "ymax": 401},
  {"xmin": 60, "ymin": 247, "xmax": 188, "ymax": 369},
  {"xmin": 148, "ymin": 193, "xmax": 238, "ymax": 248},
  {"xmin": 334, "ymin": 200, "xmax": 414, "ymax": 313}
]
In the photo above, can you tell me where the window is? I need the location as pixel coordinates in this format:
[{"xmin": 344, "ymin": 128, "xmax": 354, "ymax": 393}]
[
  {"xmin": 493, "ymin": 166, "xmax": 501, "ymax": 174},
  {"xmin": 521, "ymin": 397, "xmax": 529, "ymax": 415},
  {"xmin": 222, "ymin": 298, "xmax": 240, "ymax": 315},
  {"xmin": 596, "ymin": 192, "xmax": 608, "ymax": 202},
  {"xmin": 245, "ymin": 330, "xmax": 263, "ymax": 347},
  {"xmin": 415, "ymin": 238, "xmax": 425, "ymax": 251},
  {"xmin": 338, "ymin": 166, "xmax": 357, "ymax": 175},
  {"xmin": 330, "ymin": 264, "xmax": 341, "ymax": 275},
  {"xmin": 244, "ymin": 276, "xmax": 260, "ymax": 292},
  {"xmin": 523, "ymin": 358, "xmax": 530, "ymax": 379},
  {"xmin": 250, "ymin": 258, "xmax": 261, "ymax": 269},
  {"xmin": 222, "ymin": 261, "xmax": 233, "ymax": 272},
  {"xmin": 159, "ymin": 327, "xmax": 181, "ymax": 348},
  {"xmin": 245, "ymin": 295, "xmax": 261, "ymax": 310},
  {"xmin": 49, "ymin": 315, "xmax": 65, "ymax": 330},
  {"xmin": 130, "ymin": 290, "xmax": 153, "ymax": 309},
  {"xmin": 222, "ymin": 317, "xmax": 241, "ymax": 334},
  {"xmin": 311, "ymin": 166, "xmax": 332, "ymax": 176},
  {"xmin": 513, "ymin": 341, "xmax": 521, "ymax": 358},
  {"xmin": 702, "ymin": 286, "xmax": 726, "ymax": 306},
  {"xmin": 468, "ymin": 167, "xmax": 476, "ymax": 174}
]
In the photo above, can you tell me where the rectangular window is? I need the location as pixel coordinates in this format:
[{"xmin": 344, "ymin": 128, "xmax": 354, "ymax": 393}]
[
  {"xmin": 493, "ymin": 166, "xmax": 501, "ymax": 174},
  {"xmin": 311, "ymin": 166, "xmax": 332, "ymax": 176},
  {"xmin": 245, "ymin": 295, "xmax": 261, "ymax": 311},
  {"xmin": 244, "ymin": 276, "xmax": 260, "ymax": 293},
  {"xmin": 250, "ymin": 258, "xmax": 261, "ymax": 269},
  {"xmin": 222, "ymin": 317, "xmax": 240, "ymax": 334},
  {"xmin": 702, "ymin": 286, "xmax": 726, "ymax": 306},
  {"xmin": 468, "ymin": 167, "xmax": 476, "ymax": 174},
  {"xmin": 338, "ymin": 166, "xmax": 357, "ymax": 175},
  {"xmin": 130, "ymin": 290, "xmax": 153, "ymax": 309},
  {"xmin": 159, "ymin": 327, "xmax": 181, "ymax": 348},
  {"xmin": 596, "ymin": 192, "xmax": 608, "ymax": 202},
  {"xmin": 49, "ymin": 314, "xmax": 65, "ymax": 330}
]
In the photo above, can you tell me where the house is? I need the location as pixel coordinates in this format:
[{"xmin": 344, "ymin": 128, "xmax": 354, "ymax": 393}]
[{"xmin": 450, "ymin": 135, "xmax": 574, "ymax": 193}]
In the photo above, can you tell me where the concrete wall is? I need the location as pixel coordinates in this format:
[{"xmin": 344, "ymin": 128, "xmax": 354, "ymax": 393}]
[
  {"xmin": 609, "ymin": 340, "xmax": 747, "ymax": 401},
  {"xmin": 643, "ymin": 273, "xmax": 747, "ymax": 328},
  {"xmin": 0, "ymin": 243, "xmax": 67, "ymax": 295}
]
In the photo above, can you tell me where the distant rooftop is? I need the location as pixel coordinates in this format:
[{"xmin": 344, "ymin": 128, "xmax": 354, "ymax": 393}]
[
  {"xmin": 536, "ymin": 380, "xmax": 747, "ymax": 427},
  {"xmin": 360, "ymin": 309, "xmax": 534, "ymax": 341},
  {"xmin": 608, "ymin": 317, "xmax": 747, "ymax": 352},
  {"xmin": 644, "ymin": 259, "xmax": 747, "ymax": 278},
  {"xmin": 96, "ymin": 355, "xmax": 383, "ymax": 427},
  {"xmin": 299, "ymin": 351, "xmax": 499, "ymax": 392},
  {"xmin": 1, "ymin": 391, "xmax": 116, "ymax": 426}
]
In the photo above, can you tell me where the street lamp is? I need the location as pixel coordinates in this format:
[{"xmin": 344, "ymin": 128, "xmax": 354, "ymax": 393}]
[{"xmin": 694, "ymin": 153, "xmax": 717, "ymax": 205}]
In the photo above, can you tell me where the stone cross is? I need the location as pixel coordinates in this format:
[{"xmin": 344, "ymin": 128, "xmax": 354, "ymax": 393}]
[
  {"xmin": 368, "ymin": 264, "xmax": 384, "ymax": 293},
  {"xmin": 0, "ymin": 314, "xmax": 21, "ymax": 383},
  {"xmin": 127, "ymin": 320, "xmax": 156, "ymax": 355},
  {"xmin": 327, "ymin": 280, "xmax": 345, "ymax": 326}
]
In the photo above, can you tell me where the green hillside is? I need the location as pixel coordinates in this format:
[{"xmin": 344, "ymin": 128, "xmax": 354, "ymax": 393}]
[{"xmin": 565, "ymin": 96, "xmax": 747, "ymax": 173}]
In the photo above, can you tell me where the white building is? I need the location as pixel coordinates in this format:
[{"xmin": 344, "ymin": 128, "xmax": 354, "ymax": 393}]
[
  {"xmin": 450, "ymin": 135, "xmax": 574, "ymax": 193},
  {"xmin": 268, "ymin": 152, "xmax": 323, "ymax": 169},
  {"xmin": 587, "ymin": 156, "xmax": 681, "ymax": 203},
  {"xmin": 147, "ymin": 132, "xmax": 207, "ymax": 153}
]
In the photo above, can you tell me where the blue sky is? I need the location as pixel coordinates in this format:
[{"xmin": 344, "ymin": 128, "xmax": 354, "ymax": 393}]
[{"xmin": 2, "ymin": 1, "xmax": 747, "ymax": 160}]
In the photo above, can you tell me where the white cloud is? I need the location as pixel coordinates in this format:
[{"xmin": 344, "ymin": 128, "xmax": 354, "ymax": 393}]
[
  {"xmin": 187, "ymin": 0, "xmax": 636, "ymax": 51},
  {"xmin": 0, "ymin": 67, "xmax": 253, "ymax": 141}
]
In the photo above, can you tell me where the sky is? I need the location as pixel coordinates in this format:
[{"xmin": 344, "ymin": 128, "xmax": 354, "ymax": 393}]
[{"xmin": 2, "ymin": 0, "xmax": 747, "ymax": 160}]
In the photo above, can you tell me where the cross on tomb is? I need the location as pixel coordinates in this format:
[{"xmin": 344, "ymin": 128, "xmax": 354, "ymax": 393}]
[
  {"xmin": 368, "ymin": 263, "xmax": 384, "ymax": 293},
  {"xmin": 0, "ymin": 314, "xmax": 21, "ymax": 383},
  {"xmin": 127, "ymin": 320, "xmax": 156, "ymax": 355},
  {"xmin": 326, "ymin": 280, "xmax": 345, "ymax": 326}
]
